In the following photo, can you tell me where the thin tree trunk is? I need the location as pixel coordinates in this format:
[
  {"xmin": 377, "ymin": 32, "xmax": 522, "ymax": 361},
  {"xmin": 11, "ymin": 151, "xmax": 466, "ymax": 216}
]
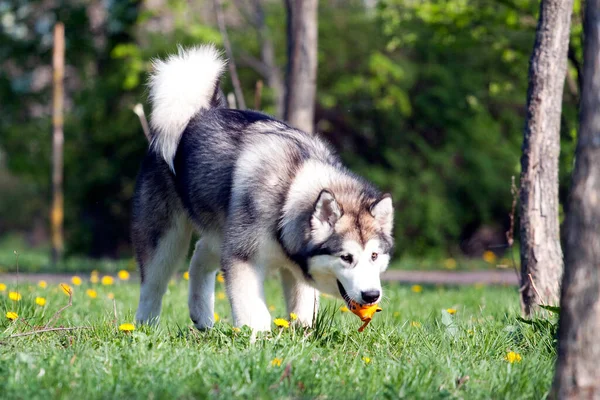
[
  {"xmin": 51, "ymin": 22, "xmax": 65, "ymax": 266},
  {"xmin": 253, "ymin": 0, "xmax": 284, "ymax": 117},
  {"xmin": 214, "ymin": 0, "xmax": 246, "ymax": 110},
  {"xmin": 519, "ymin": 0, "xmax": 573, "ymax": 316},
  {"xmin": 234, "ymin": 0, "xmax": 285, "ymax": 117},
  {"xmin": 254, "ymin": 80, "xmax": 263, "ymax": 110},
  {"xmin": 552, "ymin": 0, "xmax": 600, "ymax": 396},
  {"xmin": 283, "ymin": 0, "xmax": 318, "ymax": 134}
]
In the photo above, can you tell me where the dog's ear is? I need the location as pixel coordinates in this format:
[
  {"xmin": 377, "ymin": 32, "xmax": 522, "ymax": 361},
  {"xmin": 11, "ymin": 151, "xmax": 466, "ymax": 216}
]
[
  {"xmin": 371, "ymin": 194, "xmax": 394, "ymax": 235},
  {"xmin": 311, "ymin": 190, "xmax": 342, "ymax": 242}
]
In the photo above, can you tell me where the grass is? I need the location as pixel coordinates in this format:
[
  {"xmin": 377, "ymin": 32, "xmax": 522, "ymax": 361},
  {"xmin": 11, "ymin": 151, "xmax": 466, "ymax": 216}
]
[
  {"xmin": 0, "ymin": 234, "xmax": 519, "ymax": 274},
  {"xmin": 0, "ymin": 235, "xmax": 133, "ymax": 274},
  {"xmin": 0, "ymin": 273, "xmax": 555, "ymax": 399}
]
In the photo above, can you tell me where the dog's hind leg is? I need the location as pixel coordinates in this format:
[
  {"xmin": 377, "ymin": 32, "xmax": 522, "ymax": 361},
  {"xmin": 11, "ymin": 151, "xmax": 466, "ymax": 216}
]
[
  {"xmin": 132, "ymin": 153, "xmax": 194, "ymax": 325},
  {"xmin": 188, "ymin": 235, "xmax": 221, "ymax": 330},
  {"xmin": 134, "ymin": 211, "xmax": 193, "ymax": 325},
  {"xmin": 280, "ymin": 269, "xmax": 319, "ymax": 327}
]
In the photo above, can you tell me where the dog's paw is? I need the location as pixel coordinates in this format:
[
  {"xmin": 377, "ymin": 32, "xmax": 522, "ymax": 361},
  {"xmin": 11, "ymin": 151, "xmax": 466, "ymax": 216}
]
[
  {"xmin": 234, "ymin": 314, "xmax": 272, "ymax": 333},
  {"xmin": 190, "ymin": 312, "xmax": 215, "ymax": 331}
]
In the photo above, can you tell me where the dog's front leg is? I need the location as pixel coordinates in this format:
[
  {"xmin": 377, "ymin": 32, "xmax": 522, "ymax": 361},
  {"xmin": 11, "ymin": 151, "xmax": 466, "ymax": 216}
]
[
  {"xmin": 224, "ymin": 257, "xmax": 272, "ymax": 331},
  {"xmin": 281, "ymin": 268, "xmax": 319, "ymax": 327}
]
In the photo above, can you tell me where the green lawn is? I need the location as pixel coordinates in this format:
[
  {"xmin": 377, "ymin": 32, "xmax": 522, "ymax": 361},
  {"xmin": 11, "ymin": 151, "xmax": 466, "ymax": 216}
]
[
  {"xmin": 0, "ymin": 274, "xmax": 554, "ymax": 399},
  {"xmin": 0, "ymin": 234, "xmax": 519, "ymax": 274}
]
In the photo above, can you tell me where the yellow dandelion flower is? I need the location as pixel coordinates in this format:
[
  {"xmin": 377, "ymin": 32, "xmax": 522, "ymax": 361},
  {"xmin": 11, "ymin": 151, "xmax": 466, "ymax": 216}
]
[
  {"xmin": 90, "ymin": 272, "xmax": 99, "ymax": 284},
  {"xmin": 183, "ymin": 271, "xmax": 189, "ymax": 281},
  {"xmin": 101, "ymin": 276, "xmax": 114, "ymax": 286},
  {"xmin": 86, "ymin": 289, "xmax": 98, "ymax": 299},
  {"xmin": 35, "ymin": 297, "xmax": 46, "ymax": 306},
  {"xmin": 6, "ymin": 311, "xmax": 18, "ymax": 321},
  {"xmin": 107, "ymin": 292, "xmax": 115, "ymax": 300},
  {"xmin": 339, "ymin": 306, "xmax": 349, "ymax": 313},
  {"xmin": 216, "ymin": 272, "xmax": 225, "ymax": 283},
  {"xmin": 467, "ymin": 329, "xmax": 474, "ymax": 335},
  {"xmin": 268, "ymin": 305, "xmax": 276, "ymax": 311},
  {"xmin": 118, "ymin": 270, "xmax": 130, "ymax": 281},
  {"xmin": 71, "ymin": 276, "xmax": 82, "ymax": 286},
  {"xmin": 444, "ymin": 258, "xmax": 457, "ymax": 269},
  {"xmin": 482, "ymin": 250, "xmax": 497, "ymax": 263},
  {"xmin": 505, "ymin": 351, "xmax": 522, "ymax": 363},
  {"xmin": 0, "ymin": 283, "xmax": 6, "ymax": 291},
  {"xmin": 290, "ymin": 312, "xmax": 298, "ymax": 321},
  {"xmin": 410, "ymin": 321, "xmax": 422, "ymax": 328},
  {"xmin": 446, "ymin": 308, "xmax": 457, "ymax": 315},
  {"xmin": 8, "ymin": 291, "xmax": 21, "ymax": 301},
  {"xmin": 232, "ymin": 327, "xmax": 241, "ymax": 332},
  {"xmin": 119, "ymin": 323, "xmax": 135, "ymax": 332},
  {"xmin": 60, "ymin": 283, "xmax": 72, "ymax": 296},
  {"xmin": 273, "ymin": 318, "xmax": 289, "ymax": 328},
  {"xmin": 271, "ymin": 358, "xmax": 283, "ymax": 367},
  {"xmin": 411, "ymin": 284, "xmax": 423, "ymax": 293},
  {"xmin": 214, "ymin": 312, "xmax": 220, "ymax": 322},
  {"xmin": 216, "ymin": 291, "xmax": 226, "ymax": 300},
  {"xmin": 362, "ymin": 356, "xmax": 371, "ymax": 364},
  {"xmin": 38, "ymin": 280, "xmax": 47, "ymax": 289}
]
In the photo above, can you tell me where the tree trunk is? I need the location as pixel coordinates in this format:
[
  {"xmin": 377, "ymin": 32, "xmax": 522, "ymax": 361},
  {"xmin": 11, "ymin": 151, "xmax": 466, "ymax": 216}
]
[
  {"xmin": 214, "ymin": 0, "xmax": 246, "ymax": 110},
  {"xmin": 552, "ymin": 0, "xmax": 600, "ymax": 396},
  {"xmin": 234, "ymin": 0, "xmax": 285, "ymax": 117},
  {"xmin": 51, "ymin": 22, "xmax": 65, "ymax": 266},
  {"xmin": 519, "ymin": 0, "xmax": 573, "ymax": 316},
  {"xmin": 254, "ymin": 0, "xmax": 285, "ymax": 118},
  {"xmin": 283, "ymin": 0, "xmax": 318, "ymax": 134}
]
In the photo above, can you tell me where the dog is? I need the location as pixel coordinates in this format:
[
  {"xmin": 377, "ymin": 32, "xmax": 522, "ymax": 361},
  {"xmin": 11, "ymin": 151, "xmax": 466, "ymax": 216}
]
[{"xmin": 132, "ymin": 45, "xmax": 394, "ymax": 331}]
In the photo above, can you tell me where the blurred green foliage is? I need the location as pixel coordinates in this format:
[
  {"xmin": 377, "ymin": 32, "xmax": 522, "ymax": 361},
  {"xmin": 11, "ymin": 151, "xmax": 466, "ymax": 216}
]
[{"xmin": 0, "ymin": 0, "xmax": 581, "ymax": 262}]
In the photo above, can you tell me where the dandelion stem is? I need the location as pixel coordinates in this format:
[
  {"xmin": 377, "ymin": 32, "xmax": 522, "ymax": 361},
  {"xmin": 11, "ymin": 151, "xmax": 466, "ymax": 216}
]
[{"xmin": 44, "ymin": 289, "xmax": 72, "ymax": 329}]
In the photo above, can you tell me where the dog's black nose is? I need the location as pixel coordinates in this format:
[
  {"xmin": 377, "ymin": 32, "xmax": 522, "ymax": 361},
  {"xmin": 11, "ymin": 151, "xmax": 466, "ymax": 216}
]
[{"xmin": 361, "ymin": 290, "xmax": 380, "ymax": 304}]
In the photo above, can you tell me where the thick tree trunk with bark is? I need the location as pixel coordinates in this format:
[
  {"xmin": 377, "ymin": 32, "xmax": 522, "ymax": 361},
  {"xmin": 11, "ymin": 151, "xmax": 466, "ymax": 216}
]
[
  {"xmin": 552, "ymin": 0, "xmax": 600, "ymax": 396},
  {"xmin": 519, "ymin": 0, "xmax": 573, "ymax": 316},
  {"xmin": 284, "ymin": 0, "xmax": 318, "ymax": 134}
]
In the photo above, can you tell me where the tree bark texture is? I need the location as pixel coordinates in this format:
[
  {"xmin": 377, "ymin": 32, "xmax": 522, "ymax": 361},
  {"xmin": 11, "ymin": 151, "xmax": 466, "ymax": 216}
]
[
  {"xmin": 552, "ymin": 0, "xmax": 600, "ymax": 396},
  {"xmin": 519, "ymin": 0, "xmax": 573, "ymax": 316},
  {"xmin": 51, "ymin": 22, "xmax": 65, "ymax": 266},
  {"xmin": 284, "ymin": 0, "xmax": 318, "ymax": 134}
]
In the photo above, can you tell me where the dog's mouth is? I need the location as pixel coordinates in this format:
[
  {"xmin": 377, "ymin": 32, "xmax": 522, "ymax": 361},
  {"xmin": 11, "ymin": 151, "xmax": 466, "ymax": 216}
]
[{"xmin": 337, "ymin": 280, "xmax": 353, "ymax": 307}]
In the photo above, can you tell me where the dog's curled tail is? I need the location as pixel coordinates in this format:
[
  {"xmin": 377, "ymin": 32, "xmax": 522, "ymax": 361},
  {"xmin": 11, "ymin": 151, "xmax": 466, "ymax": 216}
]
[{"xmin": 148, "ymin": 45, "xmax": 226, "ymax": 172}]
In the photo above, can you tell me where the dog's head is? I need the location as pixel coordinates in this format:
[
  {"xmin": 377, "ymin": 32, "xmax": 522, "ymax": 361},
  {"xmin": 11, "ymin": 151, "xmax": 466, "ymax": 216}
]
[{"xmin": 306, "ymin": 189, "xmax": 394, "ymax": 306}]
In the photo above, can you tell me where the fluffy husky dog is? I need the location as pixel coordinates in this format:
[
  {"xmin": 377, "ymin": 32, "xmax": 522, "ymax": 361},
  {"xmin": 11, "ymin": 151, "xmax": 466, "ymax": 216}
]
[{"xmin": 133, "ymin": 45, "xmax": 394, "ymax": 331}]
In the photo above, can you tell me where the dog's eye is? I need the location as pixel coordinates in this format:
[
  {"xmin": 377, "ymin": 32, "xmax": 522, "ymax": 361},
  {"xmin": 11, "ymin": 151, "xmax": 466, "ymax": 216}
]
[
  {"xmin": 371, "ymin": 252, "xmax": 378, "ymax": 261},
  {"xmin": 340, "ymin": 254, "xmax": 353, "ymax": 264}
]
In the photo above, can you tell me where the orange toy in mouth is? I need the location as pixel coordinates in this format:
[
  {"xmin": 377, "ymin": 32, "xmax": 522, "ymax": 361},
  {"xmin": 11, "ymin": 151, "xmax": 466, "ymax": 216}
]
[{"xmin": 348, "ymin": 300, "xmax": 382, "ymax": 332}]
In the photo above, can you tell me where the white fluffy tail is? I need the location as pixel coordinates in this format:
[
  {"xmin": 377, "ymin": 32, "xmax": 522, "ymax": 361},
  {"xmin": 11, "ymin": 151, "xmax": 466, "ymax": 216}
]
[{"xmin": 148, "ymin": 45, "xmax": 226, "ymax": 172}]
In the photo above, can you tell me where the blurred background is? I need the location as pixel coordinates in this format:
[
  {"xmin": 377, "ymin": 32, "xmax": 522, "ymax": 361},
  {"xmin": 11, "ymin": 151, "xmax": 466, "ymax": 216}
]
[{"xmin": 0, "ymin": 0, "xmax": 582, "ymax": 273}]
